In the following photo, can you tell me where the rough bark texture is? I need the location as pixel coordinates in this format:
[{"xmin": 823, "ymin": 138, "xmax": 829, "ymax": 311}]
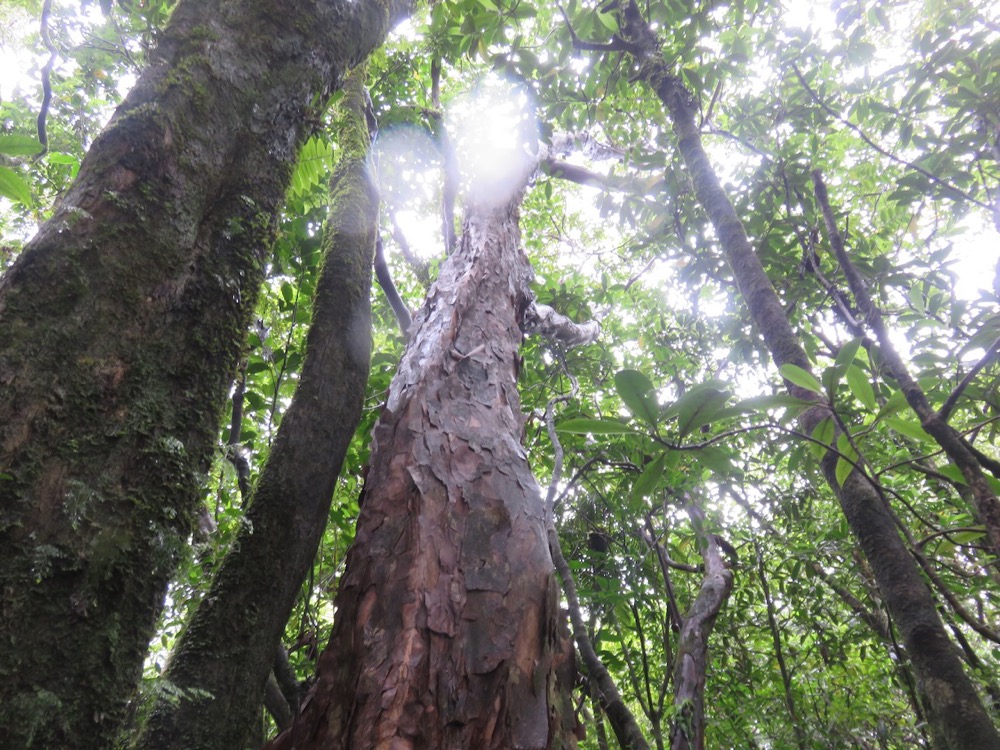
[
  {"xmin": 669, "ymin": 536, "xmax": 733, "ymax": 750},
  {"xmin": 130, "ymin": 68, "xmax": 378, "ymax": 750},
  {"xmin": 267, "ymin": 191, "xmax": 578, "ymax": 750},
  {"xmin": 616, "ymin": 4, "xmax": 1000, "ymax": 748},
  {"xmin": 0, "ymin": 1, "xmax": 410, "ymax": 748}
]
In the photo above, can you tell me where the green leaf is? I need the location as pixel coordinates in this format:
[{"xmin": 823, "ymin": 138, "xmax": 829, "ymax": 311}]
[
  {"xmin": 46, "ymin": 152, "xmax": 79, "ymax": 165},
  {"xmin": 674, "ymin": 386, "xmax": 730, "ymax": 438},
  {"xmin": 735, "ymin": 393, "xmax": 817, "ymax": 414},
  {"xmin": 822, "ymin": 363, "xmax": 842, "ymax": 400},
  {"xmin": 952, "ymin": 527, "xmax": 986, "ymax": 545},
  {"xmin": 835, "ymin": 456, "xmax": 855, "ymax": 487},
  {"xmin": 884, "ymin": 416, "xmax": 932, "ymax": 442},
  {"xmin": 779, "ymin": 363, "xmax": 823, "ymax": 395},
  {"xmin": 0, "ymin": 166, "xmax": 32, "ymax": 205},
  {"xmin": 631, "ymin": 451, "xmax": 669, "ymax": 500},
  {"xmin": 936, "ymin": 463, "xmax": 966, "ymax": 485},
  {"xmin": 696, "ymin": 445, "xmax": 733, "ymax": 475},
  {"xmin": 834, "ymin": 433, "xmax": 858, "ymax": 487},
  {"xmin": 845, "ymin": 364, "xmax": 877, "ymax": 410},
  {"xmin": 0, "ymin": 134, "xmax": 42, "ymax": 156},
  {"xmin": 596, "ymin": 11, "xmax": 618, "ymax": 31},
  {"xmin": 614, "ymin": 369, "xmax": 658, "ymax": 426},
  {"xmin": 810, "ymin": 417, "xmax": 835, "ymax": 459},
  {"xmin": 556, "ymin": 418, "xmax": 639, "ymax": 435},
  {"xmin": 875, "ymin": 388, "xmax": 908, "ymax": 419},
  {"xmin": 834, "ymin": 337, "xmax": 863, "ymax": 371}
]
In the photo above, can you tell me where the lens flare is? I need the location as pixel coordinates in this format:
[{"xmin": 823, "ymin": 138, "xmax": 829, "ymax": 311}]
[{"xmin": 447, "ymin": 77, "xmax": 539, "ymax": 207}]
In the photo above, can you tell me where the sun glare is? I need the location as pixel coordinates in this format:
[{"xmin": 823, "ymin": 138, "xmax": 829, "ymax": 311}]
[{"xmin": 446, "ymin": 77, "xmax": 539, "ymax": 207}]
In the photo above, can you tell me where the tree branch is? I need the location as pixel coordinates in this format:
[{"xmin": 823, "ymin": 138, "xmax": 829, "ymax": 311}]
[
  {"xmin": 523, "ymin": 302, "xmax": 600, "ymax": 348},
  {"xmin": 374, "ymin": 235, "xmax": 412, "ymax": 339},
  {"xmin": 939, "ymin": 336, "xmax": 1000, "ymax": 422},
  {"xmin": 794, "ymin": 67, "xmax": 988, "ymax": 210},
  {"xmin": 812, "ymin": 168, "xmax": 1000, "ymax": 561}
]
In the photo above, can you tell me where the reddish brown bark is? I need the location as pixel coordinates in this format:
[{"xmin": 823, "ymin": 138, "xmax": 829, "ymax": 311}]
[{"xmin": 268, "ymin": 190, "xmax": 578, "ymax": 749}]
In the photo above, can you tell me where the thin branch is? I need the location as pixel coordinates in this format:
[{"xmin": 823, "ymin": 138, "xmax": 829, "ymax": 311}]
[
  {"xmin": 557, "ymin": 3, "xmax": 642, "ymax": 54},
  {"xmin": 813, "ymin": 168, "xmax": 1000, "ymax": 560},
  {"xmin": 542, "ymin": 353, "xmax": 651, "ymax": 750},
  {"xmin": 35, "ymin": 0, "xmax": 57, "ymax": 158},
  {"xmin": 939, "ymin": 336, "xmax": 1000, "ymax": 422},
  {"xmin": 227, "ymin": 365, "xmax": 252, "ymax": 504},
  {"xmin": 389, "ymin": 212, "xmax": 430, "ymax": 286},
  {"xmin": 794, "ymin": 67, "xmax": 988, "ymax": 210},
  {"xmin": 374, "ymin": 235, "xmax": 412, "ymax": 339}
]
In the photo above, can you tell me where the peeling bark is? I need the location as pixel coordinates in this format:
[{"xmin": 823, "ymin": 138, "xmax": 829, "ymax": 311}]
[
  {"xmin": 267, "ymin": 191, "xmax": 578, "ymax": 749},
  {"xmin": 523, "ymin": 303, "xmax": 600, "ymax": 349},
  {"xmin": 0, "ymin": 1, "xmax": 410, "ymax": 747}
]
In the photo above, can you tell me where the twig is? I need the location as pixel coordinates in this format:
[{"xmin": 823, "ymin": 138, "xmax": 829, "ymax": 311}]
[
  {"xmin": 939, "ymin": 336, "xmax": 1000, "ymax": 422},
  {"xmin": 813, "ymin": 168, "xmax": 1000, "ymax": 560},
  {"xmin": 794, "ymin": 67, "xmax": 988, "ymax": 209},
  {"xmin": 35, "ymin": 0, "xmax": 57, "ymax": 158}
]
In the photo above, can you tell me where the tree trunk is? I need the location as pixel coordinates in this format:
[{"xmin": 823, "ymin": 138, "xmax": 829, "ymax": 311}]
[
  {"xmin": 129, "ymin": 67, "xmax": 378, "ymax": 750},
  {"xmin": 267, "ymin": 189, "xmax": 579, "ymax": 750},
  {"xmin": 616, "ymin": 4, "xmax": 1000, "ymax": 748},
  {"xmin": 669, "ymin": 523, "xmax": 733, "ymax": 750},
  {"xmin": 0, "ymin": 2, "xmax": 409, "ymax": 748}
]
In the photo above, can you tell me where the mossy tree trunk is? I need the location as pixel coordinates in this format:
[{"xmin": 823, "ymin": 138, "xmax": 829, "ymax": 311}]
[
  {"xmin": 0, "ymin": 2, "xmax": 410, "ymax": 748},
  {"xmin": 129, "ymin": 67, "xmax": 379, "ymax": 750},
  {"xmin": 267, "ymin": 189, "xmax": 579, "ymax": 750}
]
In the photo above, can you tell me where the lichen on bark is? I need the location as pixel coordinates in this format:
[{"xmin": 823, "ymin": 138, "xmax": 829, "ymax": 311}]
[{"xmin": 128, "ymin": 65, "xmax": 379, "ymax": 750}]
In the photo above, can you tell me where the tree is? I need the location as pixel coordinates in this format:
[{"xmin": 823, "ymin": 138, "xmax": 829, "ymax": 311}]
[
  {"xmin": 130, "ymin": 64, "xmax": 380, "ymax": 750},
  {"xmin": 3, "ymin": 1, "xmax": 1000, "ymax": 749},
  {"xmin": 266, "ymin": 156, "xmax": 592, "ymax": 747},
  {"xmin": 0, "ymin": 1, "xmax": 409, "ymax": 747}
]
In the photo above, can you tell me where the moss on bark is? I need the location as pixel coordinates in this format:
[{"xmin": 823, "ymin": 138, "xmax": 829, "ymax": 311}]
[
  {"xmin": 0, "ymin": 2, "xmax": 411, "ymax": 748},
  {"xmin": 130, "ymin": 65, "xmax": 379, "ymax": 750}
]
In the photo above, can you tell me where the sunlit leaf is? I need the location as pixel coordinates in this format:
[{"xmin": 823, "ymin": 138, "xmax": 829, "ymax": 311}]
[
  {"xmin": 630, "ymin": 451, "xmax": 669, "ymax": 500},
  {"xmin": 674, "ymin": 385, "xmax": 730, "ymax": 438},
  {"xmin": 884, "ymin": 416, "xmax": 932, "ymax": 442},
  {"xmin": 0, "ymin": 166, "xmax": 32, "ymax": 205},
  {"xmin": 846, "ymin": 364, "xmax": 877, "ymax": 411},
  {"xmin": 614, "ymin": 369, "xmax": 658, "ymax": 426},
  {"xmin": 779, "ymin": 363, "xmax": 823, "ymax": 395},
  {"xmin": 0, "ymin": 135, "xmax": 41, "ymax": 156},
  {"xmin": 810, "ymin": 416, "xmax": 835, "ymax": 459}
]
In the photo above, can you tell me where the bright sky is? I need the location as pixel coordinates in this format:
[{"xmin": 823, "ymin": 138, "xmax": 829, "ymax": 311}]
[{"xmin": 0, "ymin": 0, "xmax": 996, "ymax": 301}]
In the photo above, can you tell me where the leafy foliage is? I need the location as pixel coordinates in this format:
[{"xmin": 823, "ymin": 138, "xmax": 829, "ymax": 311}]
[{"xmin": 3, "ymin": 0, "xmax": 1000, "ymax": 747}]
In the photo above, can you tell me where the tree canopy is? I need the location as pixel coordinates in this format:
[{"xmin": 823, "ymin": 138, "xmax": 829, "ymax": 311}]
[{"xmin": 2, "ymin": 0, "xmax": 1000, "ymax": 748}]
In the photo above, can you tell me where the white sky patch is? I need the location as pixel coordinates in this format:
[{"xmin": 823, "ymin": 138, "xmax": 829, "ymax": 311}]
[
  {"xmin": 0, "ymin": 45, "xmax": 33, "ymax": 100},
  {"xmin": 782, "ymin": 0, "xmax": 837, "ymax": 35},
  {"xmin": 447, "ymin": 77, "xmax": 539, "ymax": 208},
  {"xmin": 393, "ymin": 208, "xmax": 442, "ymax": 260},
  {"xmin": 952, "ymin": 214, "xmax": 1000, "ymax": 302}
]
